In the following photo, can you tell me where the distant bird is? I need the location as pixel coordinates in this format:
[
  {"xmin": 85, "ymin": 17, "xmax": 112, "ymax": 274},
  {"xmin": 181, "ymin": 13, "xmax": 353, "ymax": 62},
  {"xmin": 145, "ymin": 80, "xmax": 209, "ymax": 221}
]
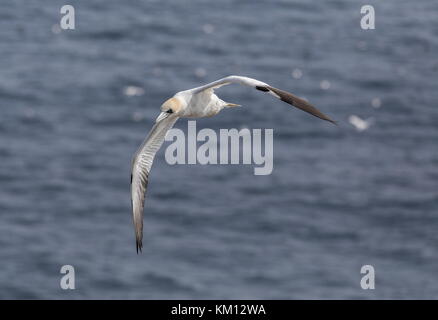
[
  {"xmin": 131, "ymin": 75, "xmax": 336, "ymax": 252},
  {"xmin": 348, "ymin": 115, "xmax": 373, "ymax": 132}
]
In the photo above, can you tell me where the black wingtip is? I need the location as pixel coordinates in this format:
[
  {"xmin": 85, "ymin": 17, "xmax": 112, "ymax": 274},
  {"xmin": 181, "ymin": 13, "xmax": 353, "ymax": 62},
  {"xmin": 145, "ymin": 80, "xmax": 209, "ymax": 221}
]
[
  {"xmin": 255, "ymin": 85, "xmax": 270, "ymax": 92},
  {"xmin": 324, "ymin": 118, "xmax": 338, "ymax": 126},
  {"xmin": 136, "ymin": 240, "xmax": 143, "ymax": 254},
  {"xmin": 267, "ymin": 86, "xmax": 337, "ymax": 125}
]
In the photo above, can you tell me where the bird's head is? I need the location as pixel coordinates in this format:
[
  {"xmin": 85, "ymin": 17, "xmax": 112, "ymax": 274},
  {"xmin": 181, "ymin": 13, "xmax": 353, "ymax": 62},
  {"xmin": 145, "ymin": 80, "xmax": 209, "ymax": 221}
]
[{"xmin": 156, "ymin": 97, "xmax": 183, "ymax": 122}]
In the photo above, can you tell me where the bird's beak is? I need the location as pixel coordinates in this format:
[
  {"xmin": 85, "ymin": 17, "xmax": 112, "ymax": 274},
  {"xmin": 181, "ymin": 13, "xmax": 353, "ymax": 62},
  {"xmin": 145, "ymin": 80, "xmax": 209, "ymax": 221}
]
[{"xmin": 155, "ymin": 112, "xmax": 169, "ymax": 123}]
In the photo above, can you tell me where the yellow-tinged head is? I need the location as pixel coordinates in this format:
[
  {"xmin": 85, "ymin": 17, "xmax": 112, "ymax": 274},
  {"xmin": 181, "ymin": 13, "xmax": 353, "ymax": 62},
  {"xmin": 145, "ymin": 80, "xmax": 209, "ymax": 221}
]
[
  {"xmin": 160, "ymin": 97, "xmax": 183, "ymax": 114},
  {"xmin": 156, "ymin": 97, "xmax": 183, "ymax": 123}
]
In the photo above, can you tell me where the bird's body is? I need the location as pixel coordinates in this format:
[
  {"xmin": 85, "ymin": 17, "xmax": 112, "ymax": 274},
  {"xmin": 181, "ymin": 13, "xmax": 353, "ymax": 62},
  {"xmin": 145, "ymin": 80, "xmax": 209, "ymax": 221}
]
[
  {"xmin": 175, "ymin": 91, "xmax": 225, "ymax": 118},
  {"xmin": 131, "ymin": 75, "xmax": 336, "ymax": 252}
]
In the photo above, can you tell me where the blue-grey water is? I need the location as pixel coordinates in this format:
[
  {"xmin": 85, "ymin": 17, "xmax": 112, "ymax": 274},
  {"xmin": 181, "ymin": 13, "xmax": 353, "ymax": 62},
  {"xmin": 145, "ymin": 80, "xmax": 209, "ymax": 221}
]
[{"xmin": 1, "ymin": 0, "xmax": 437, "ymax": 299}]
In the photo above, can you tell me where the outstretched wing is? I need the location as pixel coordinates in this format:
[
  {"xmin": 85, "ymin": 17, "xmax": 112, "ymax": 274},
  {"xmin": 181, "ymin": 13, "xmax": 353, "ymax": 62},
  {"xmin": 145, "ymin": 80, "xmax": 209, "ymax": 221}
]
[
  {"xmin": 191, "ymin": 75, "xmax": 336, "ymax": 124},
  {"xmin": 131, "ymin": 115, "xmax": 178, "ymax": 253}
]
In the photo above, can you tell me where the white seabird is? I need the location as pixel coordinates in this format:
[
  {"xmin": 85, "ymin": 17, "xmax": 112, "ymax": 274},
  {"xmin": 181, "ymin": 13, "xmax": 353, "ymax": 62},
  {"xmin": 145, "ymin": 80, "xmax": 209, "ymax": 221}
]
[
  {"xmin": 131, "ymin": 75, "xmax": 336, "ymax": 252},
  {"xmin": 349, "ymin": 115, "xmax": 373, "ymax": 132}
]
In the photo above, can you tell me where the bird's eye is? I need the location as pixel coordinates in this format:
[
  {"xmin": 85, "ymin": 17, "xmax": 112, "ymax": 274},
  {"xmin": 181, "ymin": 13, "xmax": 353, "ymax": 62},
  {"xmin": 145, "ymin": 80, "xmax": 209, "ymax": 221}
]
[{"xmin": 166, "ymin": 109, "xmax": 173, "ymax": 114}]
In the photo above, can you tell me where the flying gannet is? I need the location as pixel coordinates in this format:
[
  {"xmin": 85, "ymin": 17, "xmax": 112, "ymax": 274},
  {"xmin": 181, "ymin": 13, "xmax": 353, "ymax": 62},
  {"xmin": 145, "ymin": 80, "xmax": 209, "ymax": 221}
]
[{"xmin": 131, "ymin": 75, "xmax": 336, "ymax": 252}]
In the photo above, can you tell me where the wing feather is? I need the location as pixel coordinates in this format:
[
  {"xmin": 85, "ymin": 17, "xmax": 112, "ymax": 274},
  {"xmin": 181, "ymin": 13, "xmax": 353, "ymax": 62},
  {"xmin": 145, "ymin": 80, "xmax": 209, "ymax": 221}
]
[
  {"xmin": 192, "ymin": 75, "xmax": 336, "ymax": 124},
  {"xmin": 131, "ymin": 115, "xmax": 178, "ymax": 252}
]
